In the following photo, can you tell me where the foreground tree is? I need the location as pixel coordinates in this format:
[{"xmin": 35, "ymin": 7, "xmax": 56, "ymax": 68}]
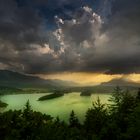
[
  {"xmin": 0, "ymin": 88, "xmax": 140, "ymax": 140},
  {"xmin": 84, "ymin": 98, "xmax": 108, "ymax": 139},
  {"xmin": 69, "ymin": 110, "xmax": 80, "ymax": 128}
]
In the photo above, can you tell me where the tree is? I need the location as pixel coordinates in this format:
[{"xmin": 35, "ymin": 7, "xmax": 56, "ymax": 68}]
[
  {"xmin": 108, "ymin": 87, "xmax": 136, "ymax": 138},
  {"xmin": 136, "ymin": 88, "xmax": 140, "ymax": 102},
  {"xmin": 84, "ymin": 98, "xmax": 108, "ymax": 138},
  {"xmin": 69, "ymin": 110, "xmax": 80, "ymax": 128},
  {"xmin": 24, "ymin": 100, "xmax": 31, "ymax": 112},
  {"xmin": 108, "ymin": 86, "xmax": 123, "ymax": 113},
  {"xmin": 121, "ymin": 100, "xmax": 140, "ymax": 140}
]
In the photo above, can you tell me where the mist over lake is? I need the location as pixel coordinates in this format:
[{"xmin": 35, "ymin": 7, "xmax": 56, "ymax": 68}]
[{"xmin": 1, "ymin": 93, "xmax": 111, "ymax": 122}]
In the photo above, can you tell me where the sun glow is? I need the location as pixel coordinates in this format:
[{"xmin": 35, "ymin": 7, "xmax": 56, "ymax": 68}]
[{"xmin": 37, "ymin": 72, "xmax": 140, "ymax": 86}]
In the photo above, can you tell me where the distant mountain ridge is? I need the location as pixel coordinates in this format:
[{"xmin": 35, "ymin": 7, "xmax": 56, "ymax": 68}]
[
  {"xmin": 0, "ymin": 70, "xmax": 77, "ymax": 88},
  {"xmin": 101, "ymin": 78, "xmax": 140, "ymax": 87}
]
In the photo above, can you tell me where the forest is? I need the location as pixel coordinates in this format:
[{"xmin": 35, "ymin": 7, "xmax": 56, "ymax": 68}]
[{"xmin": 0, "ymin": 87, "xmax": 140, "ymax": 140}]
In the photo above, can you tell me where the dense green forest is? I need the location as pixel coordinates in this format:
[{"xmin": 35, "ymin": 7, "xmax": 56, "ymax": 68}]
[{"xmin": 0, "ymin": 87, "xmax": 140, "ymax": 140}]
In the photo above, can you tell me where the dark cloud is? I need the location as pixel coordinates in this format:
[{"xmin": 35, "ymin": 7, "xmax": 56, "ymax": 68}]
[
  {"xmin": 0, "ymin": 0, "xmax": 140, "ymax": 74},
  {"xmin": 100, "ymin": 0, "xmax": 140, "ymax": 74},
  {"xmin": 0, "ymin": 0, "xmax": 48, "ymax": 48}
]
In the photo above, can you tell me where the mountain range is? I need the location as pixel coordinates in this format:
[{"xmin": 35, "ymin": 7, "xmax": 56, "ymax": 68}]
[
  {"xmin": 0, "ymin": 70, "xmax": 77, "ymax": 88},
  {"xmin": 0, "ymin": 70, "xmax": 139, "ymax": 89},
  {"xmin": 101, "ymin": 78, "xmax": 140, "ymax": 87}
]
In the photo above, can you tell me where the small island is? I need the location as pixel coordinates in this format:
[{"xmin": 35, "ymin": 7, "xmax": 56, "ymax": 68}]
[
  {"xmin": 38, "ymin": 93, "xmax": 64, "ymax": 101},
  {"xmin": 80, "ymin": 90, "xmax": 92, "ymax": 96},
  {"xmin": 0, "ymin": 100, "xmax": 8, "ymax": 108}
]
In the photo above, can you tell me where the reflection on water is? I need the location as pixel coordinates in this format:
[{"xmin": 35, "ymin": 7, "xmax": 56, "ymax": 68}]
[{"xmin": 0, "ymin": 92, "xmax": 111, "ymax": 122}]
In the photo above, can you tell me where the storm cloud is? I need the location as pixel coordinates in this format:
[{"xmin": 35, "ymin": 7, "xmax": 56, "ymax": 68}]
[{"xmin": 0, "ymin": 0, "xmax": 140, "ymax": 74}]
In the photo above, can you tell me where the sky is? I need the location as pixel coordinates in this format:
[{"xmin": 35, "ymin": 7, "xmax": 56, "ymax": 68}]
[{"xmin": 0, "ymin": 0, "xmax": 140, "ymax": 85}]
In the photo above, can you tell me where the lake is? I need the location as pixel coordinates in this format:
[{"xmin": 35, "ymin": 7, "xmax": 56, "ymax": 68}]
[{"xmin": 0, "ymin": 93, "xmax": 111, "ymax": 122}]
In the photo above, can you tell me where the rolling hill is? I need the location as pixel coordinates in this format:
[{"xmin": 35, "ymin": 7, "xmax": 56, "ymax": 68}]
[{"xmin": 0, "ymin": 70, "xmax": 77, "ymax": 88}]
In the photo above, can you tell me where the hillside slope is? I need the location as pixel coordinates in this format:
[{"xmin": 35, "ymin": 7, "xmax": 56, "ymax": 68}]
[{"xmin": 0, "ymin": 70, "xmax": 77, "ymax": 88}]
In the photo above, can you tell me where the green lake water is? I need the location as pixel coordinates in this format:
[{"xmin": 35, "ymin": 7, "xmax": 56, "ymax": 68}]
[{"xmin": 0, "ymin": 93, "xmax": 111, "ymax": 122}]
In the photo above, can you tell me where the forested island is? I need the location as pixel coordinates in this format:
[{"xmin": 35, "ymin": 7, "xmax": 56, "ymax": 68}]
[
  {"xmin": 80, "ymin": 90, "xmax": 92, "ymax": 96},
  {"xmin": 38, "ymin": 93, "xmax": 64, "ymax": 101},
  {"xmin": 38, "ymin": 90, "xmax": 65, "ymax": 101},
  {"xmin": 0, "ymin": 87, "xmax": 140, "ymax": 140},
  {"xmin": 0, "ymin": 100, "xmax": 8, "ymax": 107}
]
